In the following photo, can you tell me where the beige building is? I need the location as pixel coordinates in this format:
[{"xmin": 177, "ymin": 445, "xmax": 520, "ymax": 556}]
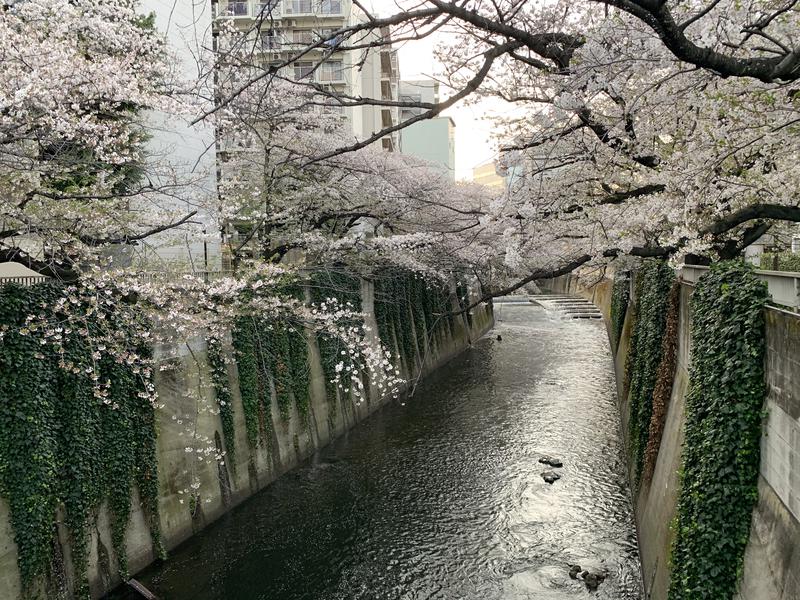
[{"xmin": 472, "ymin": 159, "xmax": 506, "ymax": 188}]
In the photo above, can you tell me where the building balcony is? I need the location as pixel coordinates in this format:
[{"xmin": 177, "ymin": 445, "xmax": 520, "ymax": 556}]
[
  {"xmin": 217, "ymin": 0, "xmax": 282, "ymax": 19},
  {"xmin": 282, "ymin": 0, "xmax": 343, "ymax": 17},
  {"xmin": 263, "ymin": 39, "xmax": 343, "ymax": 52},
  {"xmin": 216, "ymin": 0, "xmax": 345, "ymax": 20}
]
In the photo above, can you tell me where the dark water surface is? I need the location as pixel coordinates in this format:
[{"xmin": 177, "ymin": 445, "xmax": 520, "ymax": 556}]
[{"xmin": 114, "ymin": 304, "xmax": 641, "ymax": 600}]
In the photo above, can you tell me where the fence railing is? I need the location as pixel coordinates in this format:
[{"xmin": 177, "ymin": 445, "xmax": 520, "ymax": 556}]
[
  {"xmin": 138, "ymin": 270, "xmax": 235, "ymax": 283},
  {"xmin": 682, "ymin": 265, "xmax": 800, "ymax": 309},
  {"xmin": 0, "ymin": 271, "xmax": 236, "ymax": 288},
  {"xmin": 0, "ymin": 275, "xmax": 51, "ymax": 287}
]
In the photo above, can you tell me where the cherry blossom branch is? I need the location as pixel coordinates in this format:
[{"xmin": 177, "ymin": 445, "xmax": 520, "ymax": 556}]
[
  {"xmin": 597, "ymin": 0, "xmax": 800, "ymax": 81},
  {"xmin": 79, "ymin": 211, "xmax": 199, "ymax": 246},
  {"xmin": 299, "ymin": 40, "xmax": 525, "ymax": 166}
]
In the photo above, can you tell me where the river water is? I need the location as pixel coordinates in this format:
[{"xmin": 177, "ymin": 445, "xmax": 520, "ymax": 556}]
[{"xmin": 113, "ymin": 303, "xmax": 641, "ymax": 600}]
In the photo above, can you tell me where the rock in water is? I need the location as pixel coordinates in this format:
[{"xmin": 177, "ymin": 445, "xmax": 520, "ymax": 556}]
[
  {"xmin": 584, "ymin": 572, "xmax": 600, "ymax": 591},
  {"xmin": 539, "ymin": 456, "xmax": 564, "ymax": 468},
  {"xmin": 577, "ymin": 569, "xmax": 606, "ymax": 591},
  {"xmin": 568, "ymin": 565, "xmax": 582, "ymax": 579},
  {"xmin": 541, "ymin": 470, "xmax": 561, "ymax": 484},
  {"xmin": 496, "ymin": 334, "xmax": 503, "ymax": 341}
]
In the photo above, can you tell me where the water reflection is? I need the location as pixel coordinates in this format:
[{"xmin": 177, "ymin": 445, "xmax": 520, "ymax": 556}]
[{"xmin": 111, "ymin": 304, "xmax": 641, "ymax": 600}]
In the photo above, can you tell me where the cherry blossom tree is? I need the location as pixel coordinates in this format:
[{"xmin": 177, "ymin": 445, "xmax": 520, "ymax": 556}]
[
  {"xmin": 203, "ymin": 0, "xmax": 800, "ymax": 307},
  {"xmin": 0, "ymin": 0, "xmax": 200, "ymax": 280},
  {"xmin": 208, "ymin": 23, "xmax": 500, "ymax": 276},
  {"xmin": 0, "ymin": 1, "xmax": 410, "ymax": 502}
]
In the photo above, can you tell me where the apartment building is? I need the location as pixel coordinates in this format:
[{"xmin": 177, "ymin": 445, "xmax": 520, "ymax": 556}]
[
  {"xmin": 398, "ymin": 80, "xmax": 456, "ymax": 180},
  {"xmin": 212, "ymin": 0, "xmax": 402, "ymax": 264},
  {"xmin": 215, "ymin": 0, "xmax": 400, "ymax": 149}
]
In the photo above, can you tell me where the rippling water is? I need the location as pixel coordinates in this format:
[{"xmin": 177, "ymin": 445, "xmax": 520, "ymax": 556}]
[{"xmin": 113, "ymin": 303, "xmax": 642, "ymax": 600}]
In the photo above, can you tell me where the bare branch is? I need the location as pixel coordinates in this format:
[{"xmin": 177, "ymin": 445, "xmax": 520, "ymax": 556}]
[{"xmin": 79, "ymin": 211, "xmax": 199, "ymax": 246}]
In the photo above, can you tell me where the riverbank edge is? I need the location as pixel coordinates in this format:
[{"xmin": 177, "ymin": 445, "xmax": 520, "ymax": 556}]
[
  {"xmin": 540, "ymin": 272, "xmax": 800, "ymax": 600},
  {"xmin": 0, "ymin": 282, "xmax": 494, "ymax": 600}
]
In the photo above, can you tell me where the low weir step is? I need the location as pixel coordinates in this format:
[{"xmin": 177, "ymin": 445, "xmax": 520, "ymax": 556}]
[
  {"xmin": 530, "ymin": 294, "xmax": 603, "ymax": 320},
  {"xmin": 494, "ymin": 294, "xmax": 603, "ymax": 320}
]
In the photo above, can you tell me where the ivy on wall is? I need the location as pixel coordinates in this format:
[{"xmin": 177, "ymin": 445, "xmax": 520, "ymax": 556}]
[
  {"xmin": 669, "ymin": 262, "xmax": 768, "ymax": 600},
  {"xmin": 228, "ymin": 314, "xmax": 309, "ymax": 451},
  {"xmin": 212, "ymin": 268, "xmax": 459, "ymax": 463},
  {"xmin": 0, "ymin": 283, "xmax": 162, "ymax": 598},
  {"xmin": 455, "ymin": 279, "xmax": 472, "ymax": 329},
  {"xmin": 207, "ymin": 338, "xmax": 236, "ymax": 469},
  {"xmin": 641, "ymin": 280, "xmax": 681, "ymax": 485},
  {"xmin": 316, "ymin": 332, "xmax": 348, "ymax": 412},
  {"xmin": 230, "ymin": 317, "xmax": 262, "ymax": 448},
  {"xmin": 287, "ymin": 327, "xmax": 310, "ymax": 419},
  {"xmin": 211, "ymin": 271, "xmax": 363, "ymax": 455},
  {"xmin": 266, "ymin": 326, "xmax": 294, "ymax": 421},
  {"xmin": 373, "ymin": 269, "xmax": 453, "ymax": 376},
  {"xmin": 311, "ymin": 270, "xmax": 361, "ymax": 409},
  {"xmin": 623, "ymin": 271, "xmax": 643, "ymax": 398},
  {"xmin": 610, "ymin": 271, "xmax": 630, "ymax": 350},
  {"xmin": 626, "ymin": 260, "xmax": 675, "ymax": 483}
]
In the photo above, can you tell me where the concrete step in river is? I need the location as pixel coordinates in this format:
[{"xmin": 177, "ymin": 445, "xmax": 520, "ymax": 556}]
[{"xmin": 528, "ymin": 295, "xmax": 604, "ymax": 320}]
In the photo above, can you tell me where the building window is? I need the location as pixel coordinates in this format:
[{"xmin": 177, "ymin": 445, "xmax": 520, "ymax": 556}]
[
  {"xmin": 293, "ymin": 61, "xmax": 314, "ymax": 80},
  {"xmin": 223, "ymin": 1, "xmax": 248, "ymax": 16},
  {"xmin": 290, "ymin": 0, "xmax": 312, "ymax": 13},
  {"xmin": 292, "ymin": 29, "xmax": 314, "ymax": 44},
  {"xmin": 315, "ymin": 28, "xmax": 341, "ymax": 48},
  {"xmin": 255, "ymin": 0, "xmax": 280, "ymax": 16},
  {"xmin": 319, "ymin": 0, "xmax": 341, "ymax": 14},
  {"xmin": 319, "ymin": 60, "xmax": 344, "ymax": 82},
  {"xmin": 261, "ymin": 29, "xmax": 281, "ymax": 49}
]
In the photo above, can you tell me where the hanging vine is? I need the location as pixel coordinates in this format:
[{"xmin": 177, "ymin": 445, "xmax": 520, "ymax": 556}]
[
  {"xmin": 626, "ymin": 260, "xmax": 675, "ymax": 483},
  {"xmin": 393, "ymin": 274, "xmax": 417, "ymax": 371},
  {"xmin": 207, "ymin": 337, "xmax": 236, "ymax": 469},
  {"xmin": 455, "ymin": 279, "xmax": 472, "ymax": 329},
  {"xmin": 287, "ymin": 327, "xmax": 310, "ymax": 420},
  {"xmin": 641, "ymin": 280, "xmax": 681, "ymax": 484},
  {"xmin": 372, "ymin": 268, "xmax": 451, "ymax": 376},
  {"xmin": 311, "ymin": 270, "xmax": 362, "ymax": 408},
  {"xmin": 410, "ymin": 276, "xmax": 429, "ymax": 361},
  {"xmin": 669, "ymin": 262, "xmax": 768, "ymax": 600},
  {"xmin": 374, "ymin": 272, "xmax": 413, "ymax": 373},
  {"xmin": 0, "ymin": 282, "xmax": 161, "ymax": 598},
  {"xmin": 266, "ymin": 326, "xmax": 293, "ymax": 421},
  {"xmin": 610, "ymin": 270, "xmax": 630, "ymax": 351},
  {"xmin": 231, "ymin": 317, "xmax": 262, "ymax": 447}
]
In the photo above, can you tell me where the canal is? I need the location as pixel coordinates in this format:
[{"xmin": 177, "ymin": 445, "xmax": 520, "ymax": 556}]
[{"xmin": 112, "ymin": 302, "xmax": 642, "ymax": 599}]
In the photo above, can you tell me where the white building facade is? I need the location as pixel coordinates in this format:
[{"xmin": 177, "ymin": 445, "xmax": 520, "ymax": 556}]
[{"xmin": 214, "ymin": 0, "xmax": 400, "ymax": 149}]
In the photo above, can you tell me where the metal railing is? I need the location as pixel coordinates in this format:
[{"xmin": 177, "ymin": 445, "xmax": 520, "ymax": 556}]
[
  {"xmin": 139, "ymin": 270, "xmax": 235, "ymax": 283},
  {"xmin": 0, "ymin": 275, "xmax": 51, "ymax": 287},
  {"xmin": 682, "ymin": 265, "xmax": 800, "ymax": 309},
  {"xmin": 1, "ymin": 271, "xmax": 236, "ymax": 287}
]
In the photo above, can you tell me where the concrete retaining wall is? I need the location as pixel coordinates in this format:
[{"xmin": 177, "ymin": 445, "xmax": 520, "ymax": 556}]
[
  {"xmin": 542, "ymin": 272, "xmax": 800, "ymax": 600},
  {"xmin": 0, "ymin": 281, "xmax": 494, "ymax": 599}
]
